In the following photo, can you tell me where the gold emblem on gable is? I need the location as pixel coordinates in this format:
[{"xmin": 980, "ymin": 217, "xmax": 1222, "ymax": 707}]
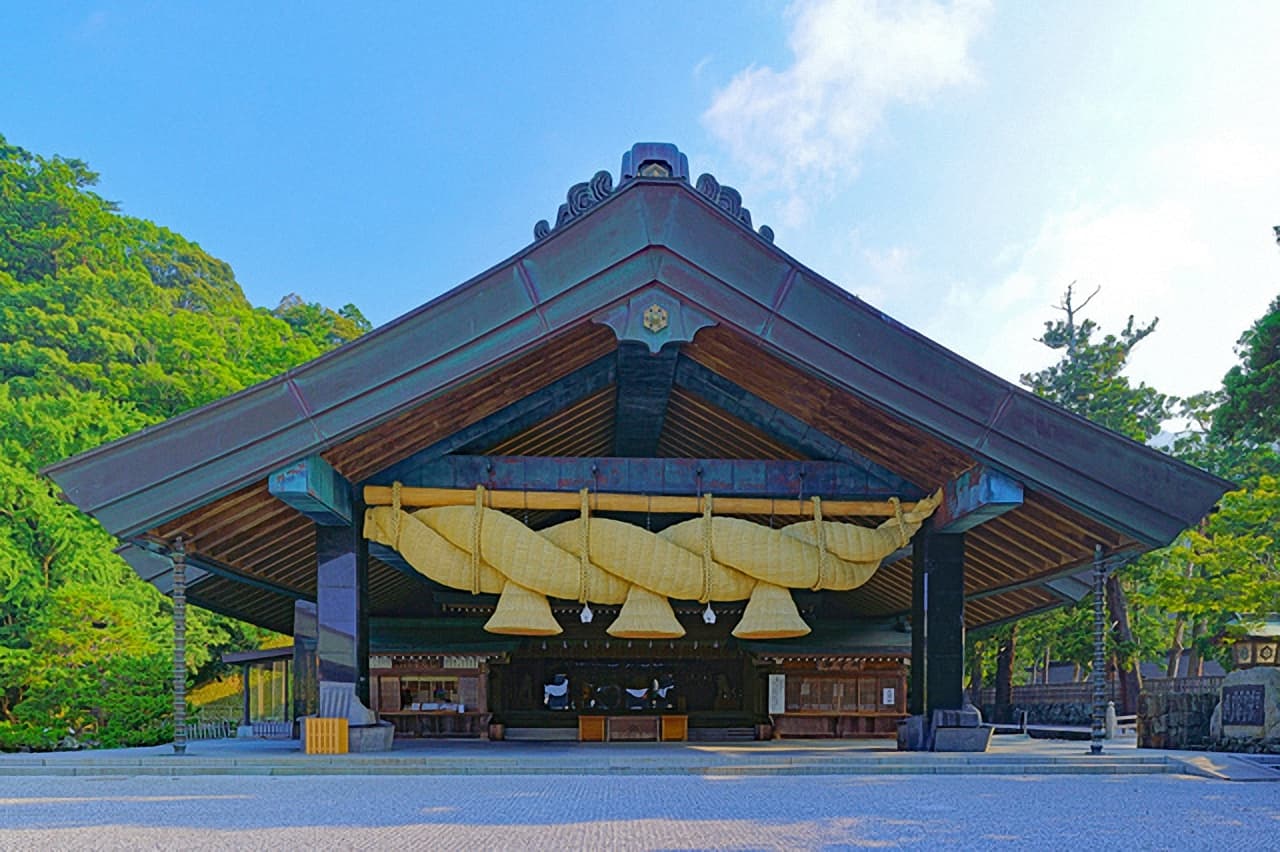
[{"xmin": 643, "ymin": 304, "xmax": 668, "ymax": 333}]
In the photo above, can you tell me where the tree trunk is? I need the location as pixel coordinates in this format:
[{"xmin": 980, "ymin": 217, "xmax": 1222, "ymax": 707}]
[
  {"xmin": 1105, "ymin": 574, "xmax": 1142, "ymax": 715},
  {"xmin": 994, "ymin": 624, "xmax": 1017, "ymax": 723},
  {"xmin": 1186, "ymin": 619, "xmax": 1206, "ymax": 677},
  {"xmin": 1165, "ymin": 615, "xmax": 1186, "ymax": 678},
  {"xmin": 967, "ymin": 640, "xmax": 985, "ymax": 700},
  {"xmin": 1166, "ymin": 553, "xmax": 1195, "ymax": 678},
  {"xmin": 1042, "ymin": 645, "xmax": 1053, "ymax": 684}
]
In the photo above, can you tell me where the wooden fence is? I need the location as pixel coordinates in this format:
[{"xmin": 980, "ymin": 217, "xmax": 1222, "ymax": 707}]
[
  {"xmin": 251, "ymin": 720, "xmax": 294, "ymax": 738},
  {"xmin": 978, "ymin": 676, "xmax": 1223, "ymax": 706},
  {"xmin": 1141, "ymin": 676, "xmax": 1223, "ymax": 696},
  {"xmin": 188, "ymin": 720, "xmax": 236, "ymax": 740}
]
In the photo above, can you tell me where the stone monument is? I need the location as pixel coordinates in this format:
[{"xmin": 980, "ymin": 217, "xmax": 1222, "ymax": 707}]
[{"xmin": 1210, "ymin": 617, "xmax": 1280, "ymax": 749}]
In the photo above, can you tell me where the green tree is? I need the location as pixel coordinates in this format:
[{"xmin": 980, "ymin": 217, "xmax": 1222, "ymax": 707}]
[
  {"xmin": 1144, "ymin": 282, "xmax": 1280, "ymax": 676},
  {"xmin": 1214, "ymin": 294, "xmax": 1280, "ymax": 446},
  {"xmin": 1020, "ymin": 283, "xmax": 1174, "ymax": 441},
  {"xmin": 1019, "ymin": 283, "xmax": 1174, "ymax": 711}
]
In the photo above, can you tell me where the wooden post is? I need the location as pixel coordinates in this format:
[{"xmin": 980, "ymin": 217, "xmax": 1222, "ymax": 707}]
[{"xmin": 241, "ymin": 662, "xmax": 251, "ymax": 728}]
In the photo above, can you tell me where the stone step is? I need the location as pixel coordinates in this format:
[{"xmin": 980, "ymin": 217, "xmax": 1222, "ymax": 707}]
[
  {"xmin": 503, "ymin": 727, "xmax": 578, "ymax": 741},
  {"xmin": 687, "ymin": 727, "xmax": 756, "ymax": 741},
  {"xmin": 0, "ymin": 757, "xmax": 1180, "ymax": 777}
]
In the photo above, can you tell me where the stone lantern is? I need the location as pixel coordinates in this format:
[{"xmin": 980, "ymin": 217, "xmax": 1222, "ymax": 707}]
[
  {"xmin": 1212, "ymin": 616, "xmax": 1280, "ymax": 748},
  {"xmin": 1231, "ymin": 617, "xmax": 1280, "ymax": 669}
]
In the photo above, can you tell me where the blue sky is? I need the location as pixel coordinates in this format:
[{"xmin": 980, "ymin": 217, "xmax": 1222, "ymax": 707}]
[{"xmin": 4, "ymin": 2, "xmax": 1278, "ymax": 404}]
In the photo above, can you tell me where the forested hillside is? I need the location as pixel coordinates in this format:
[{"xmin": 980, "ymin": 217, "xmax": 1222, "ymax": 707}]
[{"xmin": 0, "ymin": 134, "xmax": 369, "ymax": 749}]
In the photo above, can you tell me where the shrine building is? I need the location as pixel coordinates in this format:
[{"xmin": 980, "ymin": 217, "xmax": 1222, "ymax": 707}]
[{"xmin": 44, "ymin": 143, "xmax": 1230, "ymax": 748}]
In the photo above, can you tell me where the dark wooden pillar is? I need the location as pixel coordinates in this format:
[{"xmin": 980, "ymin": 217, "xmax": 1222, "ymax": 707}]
[
  {"xmin": 241, "ymin": 662, "xmax": 252, "ymax": 727},
  {"xmin": 910, "ymin": 520, "xmax": 966, "ymax": 719},
  {"xmin": 292, "ymin": 600, "xmax": 319, "ymax": 726},
  {"xmin": 316, "ymin": 522, "xmax": 370, "ymax": 705}
]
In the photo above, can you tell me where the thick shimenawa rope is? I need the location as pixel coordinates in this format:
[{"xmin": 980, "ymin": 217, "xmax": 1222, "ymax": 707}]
[{"xmin": 364, "ymin": 488, "xmax": 942, "ymax": 636}]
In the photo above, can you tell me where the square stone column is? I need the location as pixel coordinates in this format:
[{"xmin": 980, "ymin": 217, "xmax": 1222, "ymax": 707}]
[
  {"xmin": 316, "ymin": 523, "xmax": 370, "ymax": 706},
  {"xmin": 910, "ymin": 520, "xmax": 966, "ymax": 718}
]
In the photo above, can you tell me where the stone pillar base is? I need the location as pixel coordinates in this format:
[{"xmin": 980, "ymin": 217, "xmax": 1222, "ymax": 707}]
[
  {"xmin": 897, "ymin": 715, "xmax": 931, "ymax": 751},
  {"xmin": 348, "ymin": 721, "xmax": 395, "ymax": 752},
  {"xmin": 933, "ymin": 725, "xmax": 993, "ymax": 752}
]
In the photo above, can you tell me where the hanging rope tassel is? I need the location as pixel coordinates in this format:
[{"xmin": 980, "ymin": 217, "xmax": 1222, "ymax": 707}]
[
  {"xmin": 699, "ymin": 493, "xmax": 717, "ymax": 623},
  {"xmin": 578, "ymin": 487, "xmax": 593, "ymax": 622}
]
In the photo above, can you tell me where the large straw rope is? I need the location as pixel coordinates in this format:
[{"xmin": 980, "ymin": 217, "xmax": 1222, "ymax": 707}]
[{"xmin": 364, "ymin": 487, "xmax": 940, "ymax": 638}]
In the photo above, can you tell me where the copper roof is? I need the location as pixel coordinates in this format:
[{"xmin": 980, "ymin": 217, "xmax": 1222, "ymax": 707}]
[{"xmin": 43, "ymin": 145, "xmax": 1231, "ymax": 635}]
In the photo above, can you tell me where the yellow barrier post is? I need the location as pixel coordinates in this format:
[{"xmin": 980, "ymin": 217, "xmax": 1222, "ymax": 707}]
[{"xmin": 304, "ymin": 717, "xmax": 349, "ymax": 754}]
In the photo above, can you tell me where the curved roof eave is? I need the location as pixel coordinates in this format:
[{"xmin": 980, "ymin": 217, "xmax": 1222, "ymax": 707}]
[{"xmin": 43, "ymin": 177, "xmax": 1231, "ymax": 546}]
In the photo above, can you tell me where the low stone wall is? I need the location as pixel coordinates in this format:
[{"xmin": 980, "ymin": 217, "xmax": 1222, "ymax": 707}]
[
  {"xmin": 1137, "ymin": 692, "xmax": 1218, "ymax": 749},
  {"xmin": 980, "ymin": 702, "xmax": 1093, "ymax": 726}
]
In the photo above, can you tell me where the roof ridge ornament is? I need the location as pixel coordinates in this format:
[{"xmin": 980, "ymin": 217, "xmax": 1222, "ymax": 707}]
[
  {"xmin": 534, "ymin": 143, "xmax": 773, "ymax": 243},
  {"xmin": 696, "ymin": 173, "xmax": 774, "ymax": 243},
  {"xmin": 534, "ymin": 170, "xmax": 613, "ymax": 240}
]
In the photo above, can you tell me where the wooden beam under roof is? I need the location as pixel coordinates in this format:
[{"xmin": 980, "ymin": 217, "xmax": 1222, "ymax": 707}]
[
  {"xmin": 381, "ymin": 455, "xmax": 910, "ymax": 499},
  {"xmin": 612, "ymin": 341, "xmax": 679, "ymax": 457},
  {"xmin": 373, "ymin": 353, "xmax": 617, "ymax": 484}
]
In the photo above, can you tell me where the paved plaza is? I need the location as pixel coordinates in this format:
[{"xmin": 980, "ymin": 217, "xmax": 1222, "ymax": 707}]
[{"xmin": 0, "ymin": 771, "xmax": 1275, "ymax": 850}]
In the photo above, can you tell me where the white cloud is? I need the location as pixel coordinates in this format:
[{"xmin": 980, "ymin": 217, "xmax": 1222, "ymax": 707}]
[
  {"xmin": 924, "ymin": 129, "xmax": 1280, "ymax": 400},
  {"xmin": 702, "ymin": 0, "xmax": 989, "ymax": 219}
]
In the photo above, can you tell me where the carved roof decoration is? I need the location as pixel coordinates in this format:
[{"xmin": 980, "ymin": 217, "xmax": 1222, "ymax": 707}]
[
  {"xmin": 695, "ymin": 173, "xmax": 774, "ymax": 243},
  {"xmin": 535, "ymin": 143, "xmax": 773, "ymax": 243},
  {"xmin": 534, "ymin": 170, "xmax": 614, "ymax": 241}
]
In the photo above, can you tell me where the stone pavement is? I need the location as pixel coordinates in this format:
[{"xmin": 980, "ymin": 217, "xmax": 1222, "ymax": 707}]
[
  {"xmin": 0, "ymin": 771, "xmax": 1275, "ymax": 850},
  {"xmin": 0, "ymin": 733, "xmax": 1275, "ymax": 781}
]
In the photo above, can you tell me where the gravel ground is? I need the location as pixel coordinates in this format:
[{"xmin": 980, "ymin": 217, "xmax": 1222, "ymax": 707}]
[{"xmin": 0, "ymin": 773, "xmax": 1275, "ymax": 851}]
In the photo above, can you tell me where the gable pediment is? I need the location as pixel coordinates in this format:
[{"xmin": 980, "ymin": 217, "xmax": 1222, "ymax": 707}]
[{"xmin": 45, "ymin": 145, "xmax": 1230, "ymax": 602}]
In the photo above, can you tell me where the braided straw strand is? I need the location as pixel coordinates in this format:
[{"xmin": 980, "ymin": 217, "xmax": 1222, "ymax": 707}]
[
  {"xmin": 811, "ymin": 495, "xmax": 828, "ymax": 591},
  {"xmin": 471, "ymin": 485, "xmax": 485, "ymax": 594},
  {"xmin": 699, "ymin": 494, "xmax": 714, "ymax": 603},
  {"xmin": 578, "ymin": 487, "xmax": 591, "ymax": 604}
]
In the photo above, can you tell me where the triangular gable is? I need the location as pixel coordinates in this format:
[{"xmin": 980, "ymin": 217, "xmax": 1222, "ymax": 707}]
[{"xmin": 44, "ymin": 145, "xmax": 1230, "ymax": 548}]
